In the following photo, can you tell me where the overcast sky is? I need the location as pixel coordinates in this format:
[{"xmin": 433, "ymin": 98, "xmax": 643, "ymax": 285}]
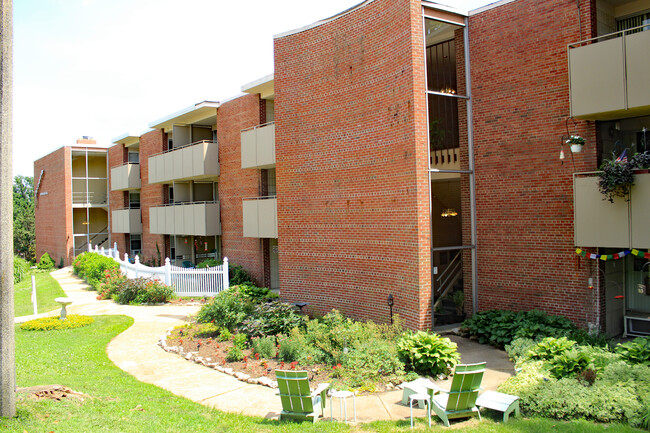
[{"xmin": 14, "ymin": 0, "xmax": 494, "ymax": 177}]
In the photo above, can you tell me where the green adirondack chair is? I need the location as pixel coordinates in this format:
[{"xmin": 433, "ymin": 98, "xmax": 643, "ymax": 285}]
[
  {"xmin": 427, "ymin": 362, "xmax": 486, "ymax": 427},
  {"xmin": 275, "ymin": 370, "xmax": 329, "ymax": 423}
]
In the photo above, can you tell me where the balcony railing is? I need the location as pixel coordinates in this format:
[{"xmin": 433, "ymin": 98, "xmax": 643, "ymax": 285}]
[
  {"xmin": 241, "ymin": 122, "xmax": 275, "ymax": 169},
  {"xmin": 573, "ymin": 171, "xmax": 650, "ymax": 248},
  {"xmin": 111, "ymin": 162, "xmax": 141, "ymax": 191},
  {"xmin": 242, "ymin": 196, "xmax": 277, "ymax": 238},
  {"xmin": 148, "ymin": 140, "xmax": 219, "ymax": 184},
  {"xmin": 112, "ymin": 208, "xmax": 142, "ymax": 234},
  {"xmin": 149, "ymin": 201, "xmax": 221, "ymax": 236},
  {"xmin": 568, "ymin": 25, "xmax": 650, "ymax": 120}
]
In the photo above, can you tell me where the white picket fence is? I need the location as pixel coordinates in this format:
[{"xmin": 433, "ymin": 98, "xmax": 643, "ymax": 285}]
[{"xmin": 89, "ymin": 242, "xmax": 229, "ymax": 297}]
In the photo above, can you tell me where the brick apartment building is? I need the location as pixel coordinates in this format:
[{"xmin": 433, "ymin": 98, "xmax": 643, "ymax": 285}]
[
  {"xmin": 34, "ymin": 137, "xmax": 109, "ymax": 266},
  {"xmin": 36, "ymin": 0, "xmax": 650, "ymax": 335}
]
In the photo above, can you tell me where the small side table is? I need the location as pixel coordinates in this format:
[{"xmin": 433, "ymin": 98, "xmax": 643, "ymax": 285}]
[
  {"xmin": 329, "ymin": 389, "xmax": 356, "ymax": 423},
  {"xmin": 294, "ymin": 302, "xmax": 308, "ymax": 314},
  {"xmin": 476, "ymin": 390, "xmax": 520, "ymax": 422},
  {"xmin": 409, "ymin": 393, "xmax": 431, "ymax": 429},
  {"xmin": 54, "ymin": 297, "xmax": 73, "ymax": 321}
]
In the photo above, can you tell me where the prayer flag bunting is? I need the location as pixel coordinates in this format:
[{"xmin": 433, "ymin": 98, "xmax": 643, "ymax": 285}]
[{"xmin": 576, "ymin": 248, "xmax": 649, "ymax": 260}]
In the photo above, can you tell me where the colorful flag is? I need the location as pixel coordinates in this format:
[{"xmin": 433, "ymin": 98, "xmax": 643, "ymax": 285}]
[{"xmin": 615, "ymin": 148, "xmax": 628, "ymax": 163}]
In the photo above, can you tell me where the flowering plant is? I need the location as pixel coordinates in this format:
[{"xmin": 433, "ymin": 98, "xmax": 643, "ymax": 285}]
[{"xmin": 566, "ymin": 135, "xmax": 585, "ymax": 146}]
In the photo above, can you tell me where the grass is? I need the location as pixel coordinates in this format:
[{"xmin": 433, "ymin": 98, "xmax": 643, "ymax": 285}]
[
  {"xmin": 0, "ymin": 315, "xmax": 644, "ymax": 432},
  {"xmin": 14, "ymin": 270, "xmax": 67, "ymax": 317}
]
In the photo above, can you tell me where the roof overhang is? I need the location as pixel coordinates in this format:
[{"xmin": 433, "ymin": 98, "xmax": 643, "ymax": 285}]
[
  {"xmin": 112, "ymin": 133, "xmax": 140, "ymax": 147},
  {"xmin": 242, "ymin": 74, "xmax": 275, "ymax": 100},
  {"xmin": 148, "ymin": 101, "xmax": 220, "ymax": 132},
  {"xmin": 422, "ymin": 1, "xmax": 467, "ymax": 25}
]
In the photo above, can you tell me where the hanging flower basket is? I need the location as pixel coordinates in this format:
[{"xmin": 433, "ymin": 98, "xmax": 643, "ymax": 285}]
[{"xmin": 566, "ymin": 135, "xmax": 585, "ymax": 153}]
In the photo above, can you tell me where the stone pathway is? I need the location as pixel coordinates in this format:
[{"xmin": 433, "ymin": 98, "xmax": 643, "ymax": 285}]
[{"xmin": 16, "ymin": 268, "xmax": 516, "ymax": 423}]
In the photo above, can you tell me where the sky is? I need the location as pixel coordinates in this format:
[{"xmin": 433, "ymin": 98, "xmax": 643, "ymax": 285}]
[{"xmin": 13, "ymin": 0, "xmax": 494, "ymax": 177}]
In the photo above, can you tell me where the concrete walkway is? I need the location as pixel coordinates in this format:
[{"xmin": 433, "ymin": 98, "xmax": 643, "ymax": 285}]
[{"xmin": 18, "ymin": 268, "xmax": 515, "ymax": 423}]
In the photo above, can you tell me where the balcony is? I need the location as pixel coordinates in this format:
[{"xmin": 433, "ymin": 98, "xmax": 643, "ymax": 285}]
[
  {"xmin": 242, "ymin": 196, "xmax": 277, "ymax": 238},
  {"xmin": 111, "ymin": 208, "xmax": 142, "ymax": 234},
  {"xmin": 569, "ymin": 26, "xmax": 650, "ymax": 120},
  {"xmin": 149, "ymin": 201, "xmax": 221, "ymax": 236},
  {"xmin": 110, "ymin": 163, "xmax": 141, "ymax": 191},
  {"xmin": 148, "ymin": 140, "xmax": 219, "ymax": 184},
  {"xmin": 241, "ymin": 122, "xmax": 275, "ymax": 169},
  {"xmin": 574, "ymin": 171, "xmax": 650, "ymax": 248}
]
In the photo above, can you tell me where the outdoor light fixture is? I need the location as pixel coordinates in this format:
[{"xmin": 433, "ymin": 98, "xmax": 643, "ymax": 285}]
[
  {"xmin": 441, "ymin": 208, "xmax": 458, "ymax": 217},
  {"xmin": 588, "ymin": 277, "xmax": 594, "ymax": 290},
  {"xmin": 559, "ymin": 149, "xmax": 565, "ymax": 160},
  {"xmin": 387, "ymin": 294, "xmax": 394, "ymax": 325}
]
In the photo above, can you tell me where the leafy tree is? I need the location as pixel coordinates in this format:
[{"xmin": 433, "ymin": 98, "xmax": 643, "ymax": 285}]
[{"xmin": 13, "ymin": 175, "xmax": 35, "ymax": 261}]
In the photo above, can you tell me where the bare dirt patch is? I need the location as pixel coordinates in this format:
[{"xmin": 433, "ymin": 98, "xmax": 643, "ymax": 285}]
[{"xmin": 18, "ymin": 385, "xmax": 91, "ymax": 402}]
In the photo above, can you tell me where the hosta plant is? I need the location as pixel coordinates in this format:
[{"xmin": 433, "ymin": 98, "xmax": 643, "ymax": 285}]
[
  {"xmin": 397, "ymin": 331, "xmax": 460, "ymax": 377},
  {"xmin": 616, "ymin": 336, "xmax": 650, "ymax": 365},
  {"xmin": 526, "ymin": 337, "xmax": 576, "ymax": 362}
]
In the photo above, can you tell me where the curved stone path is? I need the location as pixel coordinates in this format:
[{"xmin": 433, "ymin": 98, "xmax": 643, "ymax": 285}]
[{"xmin": 16, "ymin": 268, "xmax": 515, "ymax": 423}]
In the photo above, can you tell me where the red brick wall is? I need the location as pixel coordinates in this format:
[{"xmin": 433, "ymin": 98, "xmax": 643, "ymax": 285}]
[
  {"xmin": 108, "ymin": 143, "xmax": 128, "ymax": 255},
  {"xmin": 217, "ymin": 94, "xmax": 266, "ymax": 285},
  {"xmin": 139, "ymin": 130, "xmax": 165, "ymax": 261},
  {"xmin": 274, "ymin": 0, "xmax": 431, "ymax": 329},
  {"xmin": 34, "ymin": 147, "xmax": 73, "ymax": 265},
  {"xmin": 469, "ymin": 0, "xmax": 600, "ymax": 328}
]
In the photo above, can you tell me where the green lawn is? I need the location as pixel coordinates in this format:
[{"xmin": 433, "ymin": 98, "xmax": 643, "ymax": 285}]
[
  {"xmin": 14, "ymin": 270, "xmax": 67, "ymax": 317},
  {"xmin": 0, "ymin": 315, "xmax": 643, "ymax": 433}
]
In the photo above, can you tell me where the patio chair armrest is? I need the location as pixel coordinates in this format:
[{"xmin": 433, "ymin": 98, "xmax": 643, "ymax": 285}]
[
  {"xmin": 426, "ymin": 384, "xmax": 444, "ymax": 395},
  {"xmin": 312, "ymin": 383, "xmax": 330, "ymax": 398}
]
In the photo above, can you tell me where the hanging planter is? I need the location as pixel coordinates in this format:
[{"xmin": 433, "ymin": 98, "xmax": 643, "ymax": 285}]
[{"xmin": 566, "ymin": 135, "xmax": 585, "ymax": 153}]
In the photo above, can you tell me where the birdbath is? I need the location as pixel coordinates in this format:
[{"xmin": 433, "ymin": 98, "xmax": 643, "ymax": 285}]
[{"xmin": 54, "ymin": 297, "xmax": 73, "ymax": 321}]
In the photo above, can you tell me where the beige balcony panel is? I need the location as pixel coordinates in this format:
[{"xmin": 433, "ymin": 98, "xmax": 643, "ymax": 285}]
[
  {"xmin": 147, "ymin": 141, "xmax": 219, "ymax": 183},
  {"xmin": 242, "ymin": 200, "xmax": 259, "ymax": 237},
  {"xmin": 110, "ymin": 164, "xmax": 140, "ymax": 191},
  {"xmin": 242, "ymin": 198, "xmax": 277, "ymax": 238},
  {"xmin": 625, "ymin": 31, "xmax": 650, "ymax": 112},
  {"xmin": 149, "ymin": 203, "xmax": 220, "ymax": 236},
  {"xmin": 569, "ymin": 38, "xmax": 626, "ymax": 118},
  {"xmin": 574, "ymin": 176, "xmax": 629, "ymax": 248},
  {"xmin": 111, "ymin": 209, "xmax": 142, "ymax": 234},
  {"xmin": 241, "ymin": 123, "xmax": 276, "ymax": 169},
  {"xmin": 631, "ymin": 172, "xmax": 650, "ymax": 249}
]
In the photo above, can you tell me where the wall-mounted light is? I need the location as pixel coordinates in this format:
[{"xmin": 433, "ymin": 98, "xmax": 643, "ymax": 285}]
[
  {"xmin": 441, "ymin": 208, "xmax": 458, "ymax": 217},
  {"xmin": 387, "ymin": 294, "xmax": 394, "ymax": 325}
]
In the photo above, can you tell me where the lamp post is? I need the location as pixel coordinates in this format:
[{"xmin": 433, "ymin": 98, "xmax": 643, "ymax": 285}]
[{"xmin": 387, "ymin": 294, "xmax": 394, "ymax": 325}]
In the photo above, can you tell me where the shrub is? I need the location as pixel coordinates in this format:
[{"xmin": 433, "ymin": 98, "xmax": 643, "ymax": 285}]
[
  {"xmin": 20, "ymin": 315, "xmax": 94, "ymax": 331},
  {"xmin": 546, "ymin": 350, "xmax": 594, "ymax": 380},
  {"xmin": 278, "ymin": 330, "xmax": 306, "ymax": 362},
  {"xmin": 251, "ymin": 336, "xmax": 276, "ymax": 359},
  {"xmin": 460, "ymin": 310, "xmax": 579, "ymax": 348},
  {"xmin": 397, "ymin": 331, "xmax": 460, "ymax": 377},
  {"xmin": 72, "ymin": 252, "xmax": 120, "ymax": 290},
  {"xmin": 97, "ymin": 268, "xmax": 127, "ymax": 300},
  {"xmin": 14, "ymin": 256, "xmax": 29, "ymax": 283},
  {"xmin": 239, "ymin": 301, "xmax": 305, "ymax": 338},
  {"xmin": 236, "ymin": 283, "xmax": 277, "ymax": 303},
  {"xmin": 218, "ymin": 328, "xmax": 232, "ymax": 342},
  {"xmin": 196, "ymin": 258, "xmax": 222, "ymax": 268},
  {"xmin": 232, "ymin": 333, "xmax": 247, "ymax": 350},
  {"xmin": 229, "ymin": 263, "xmax": 253, "ymax": 286},
  {"xmin": 505, "ymin": 337, "xmax": 536, "ymax": 363},
  {"xmin": 37, "ymin": 252, "xmax": 55, "ymax": 270},
  {"xmin": 616, "ymin": 336, "xmax": 650, "ymax": 365},
  {"xmin": 226, "ymin": 345, "xmax": 244, "ymax": 362},
  {"xmin": 339, "ymin": 338, "xmax": 407, "ymax": 390},
  {"xmin": 113, "ymin": 278, "xmax": 174, "ymax": 305},
  {"xmin": 196, "ymin": 288, "xmax": 254, "ymax": 331},
  {"xmin": 526, "ymin": 337, "xmax": 576, "ymax": 362}
]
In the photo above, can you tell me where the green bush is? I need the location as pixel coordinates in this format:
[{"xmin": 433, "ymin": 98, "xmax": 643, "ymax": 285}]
[
  {"xmin": 226, "ymin": 345, "xmax": 244, "ymax": 362},
  {"xmin": 14, "ymin": 256, "xmax": 29, "ymax": 283},
  {"xmin": 72, "ymin": 252, "xmax": 120, "ymax": 290},
  {"xmin": 232, "ymin": 333, "xmax": 247, "ymax": 350},
  {"xmin": 505, "ymin": 337, "xmax": 536, "ymax": 363},
  {"xmin": 114, "ymin": 278, "xmax": 174, "ymax": 305},
  {"xmin": 547, "ymin": 350, "xmax": 594, "ymax": 380},
  {"xmin": 196, "ymin": 288, "xmax": 254, "ymax": 331},
  {"xmin": 97, "ymin": 268, "xmax": 127, "ymax": 300},
  {"xmin": 397, "ymin": 331, "xmax": 460, "ymax": 377},
  {"xmin": 236, "ymin": 283, "xmax": 277, "ymax": 303},
  {"xmin": 616, "ymin": 336, "xmax": 650, "ymax": 365},
  {"xmin": 20, "ymin": 315, "xmax": 94, "ymax": 331},
  {"xmin": 229, "ymin": 263, "xmax": 253, "ymax": 286},
  {"xmin": 37, "ymin": 252, "xmax": 55, "ymax": 270},
  {"xmin": 278, "ymin": 329, "xmax": 306, "ymax": 362},
  {"xmin": 196, "ymin": 258, "xmax": 222, "ymax": 268},
  {"xmin": 460, "ymin": 310, "xmax": 579, "ymax": 348},
  {"xmin": 339, "ymin": 338, "xmax": 406, "ymax": 390},
  {"xmin": 218, "ymin": 328, "xmax": 232, "ymax": 342},
  {"xmin": 239, "ymin": 301, "xmax": 306, "ymax": 338},
  {"xmin": 526, "ymin": 337, "xmax": 576, "ymax": 362},
  {"xmin": 250, "ymin": 336, "xmax": 276, "ymax": 359}
]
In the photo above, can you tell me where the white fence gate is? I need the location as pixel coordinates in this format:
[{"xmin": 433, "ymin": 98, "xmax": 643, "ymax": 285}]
[{"xmin": 90, "ymin": 242, "xmax": 229, "ymax": 297}]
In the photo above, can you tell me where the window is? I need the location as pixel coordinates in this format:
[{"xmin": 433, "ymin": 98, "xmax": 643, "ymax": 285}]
[
  {"xmin": 129, "ymin": 191, "xmax": 140, "ymax": 209},
  {"xmin": 128, "ymin": 151, "xmax": 139, "ymax": 163},
  {"xmin": 130, "ymin": 234, "xmax": 142, "ymax": 256}
]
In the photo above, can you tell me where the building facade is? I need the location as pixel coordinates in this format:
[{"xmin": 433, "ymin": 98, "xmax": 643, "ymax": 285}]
[{"xmin": 35, "ymin": 0, "xmax": 650, "ymax": 335}]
